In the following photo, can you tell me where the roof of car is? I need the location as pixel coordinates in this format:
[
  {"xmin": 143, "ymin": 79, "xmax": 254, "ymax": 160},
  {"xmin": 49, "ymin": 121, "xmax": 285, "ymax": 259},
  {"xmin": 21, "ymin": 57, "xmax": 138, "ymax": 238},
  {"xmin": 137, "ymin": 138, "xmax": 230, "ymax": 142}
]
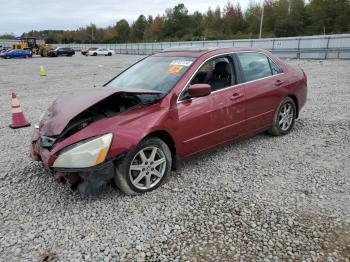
[{"xmin": 155, "ymin": 46, "xmax": 265, "ymax": 58}]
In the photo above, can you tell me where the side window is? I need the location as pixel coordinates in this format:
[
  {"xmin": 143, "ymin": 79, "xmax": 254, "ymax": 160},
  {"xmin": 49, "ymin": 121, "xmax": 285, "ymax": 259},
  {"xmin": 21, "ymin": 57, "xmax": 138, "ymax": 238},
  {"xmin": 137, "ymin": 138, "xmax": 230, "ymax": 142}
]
[
  {"xmin": 237, "ymin": 53, "xmax": 272, "ymax": 82},
  {"xmin": 190, "ymin": 56, "xmax": 235, "ymax": 90},
  {"xmin": 269, "ymin": 58, "xmax": 283, "ymax": 75},
  {"xmin": 178, "ymin": 56, "xmax": 235, "ymax": 100}
]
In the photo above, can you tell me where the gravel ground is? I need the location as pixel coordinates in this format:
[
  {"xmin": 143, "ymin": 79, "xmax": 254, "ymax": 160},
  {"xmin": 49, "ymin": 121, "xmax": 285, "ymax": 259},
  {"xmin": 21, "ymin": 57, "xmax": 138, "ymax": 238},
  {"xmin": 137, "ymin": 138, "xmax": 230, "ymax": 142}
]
[{"xmin": 0, "ymin": 54, "xmax": 349, "ymax": 261}]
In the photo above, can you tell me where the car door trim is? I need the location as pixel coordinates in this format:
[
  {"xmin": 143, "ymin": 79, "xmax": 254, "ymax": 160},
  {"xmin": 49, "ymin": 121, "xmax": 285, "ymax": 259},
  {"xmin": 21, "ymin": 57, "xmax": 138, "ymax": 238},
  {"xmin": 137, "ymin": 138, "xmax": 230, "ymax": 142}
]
[
  {"xmin": 183, "ymin": 118, "xmax": 246, "ymax": 144},
  {"xmin": 177, "ymin": 51, "xmax": 284, "ymax": 104}
]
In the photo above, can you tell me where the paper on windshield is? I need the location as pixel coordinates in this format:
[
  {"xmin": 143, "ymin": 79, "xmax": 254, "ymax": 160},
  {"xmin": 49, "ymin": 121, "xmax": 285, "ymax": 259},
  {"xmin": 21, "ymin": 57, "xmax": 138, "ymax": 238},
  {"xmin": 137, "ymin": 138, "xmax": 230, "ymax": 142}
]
[
  {"xmin": 170, "ymin": 60, "xmax": 193, "ymax": 67},
  {"xmin": 168, "ymin": 65, "xmax": 184, "ymax": 74}
]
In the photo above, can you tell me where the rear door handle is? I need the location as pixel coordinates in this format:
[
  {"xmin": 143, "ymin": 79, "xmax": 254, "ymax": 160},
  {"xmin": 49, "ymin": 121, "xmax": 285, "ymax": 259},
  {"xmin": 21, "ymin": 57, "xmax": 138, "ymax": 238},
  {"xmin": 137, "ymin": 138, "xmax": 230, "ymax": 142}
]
[
  {"xmin": 275, "ymin": 79, "xmax": 285, "ymax": 86},
  {"xmin": 230, "ymin": 93, "xmax": 243, "ymax": 100}
]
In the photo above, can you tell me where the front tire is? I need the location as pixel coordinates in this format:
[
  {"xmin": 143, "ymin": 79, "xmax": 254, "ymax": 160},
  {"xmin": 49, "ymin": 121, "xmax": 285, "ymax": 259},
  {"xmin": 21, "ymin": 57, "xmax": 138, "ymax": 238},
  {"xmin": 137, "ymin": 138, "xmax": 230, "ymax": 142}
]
[
  {"xmin": 114, "ymin": 137, "xmax": 172, "ymax": 195},
  {"xmin": 268, "ymin": 97, "xmax": 296, "ymax": 136}
]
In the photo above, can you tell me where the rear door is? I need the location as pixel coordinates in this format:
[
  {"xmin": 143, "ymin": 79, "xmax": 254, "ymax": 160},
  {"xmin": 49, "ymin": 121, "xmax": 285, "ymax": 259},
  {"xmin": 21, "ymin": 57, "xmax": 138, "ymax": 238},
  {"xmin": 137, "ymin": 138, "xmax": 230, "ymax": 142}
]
[{"xmin": 235, "ymin": 52, "xmax": 285, "ymax": 132}]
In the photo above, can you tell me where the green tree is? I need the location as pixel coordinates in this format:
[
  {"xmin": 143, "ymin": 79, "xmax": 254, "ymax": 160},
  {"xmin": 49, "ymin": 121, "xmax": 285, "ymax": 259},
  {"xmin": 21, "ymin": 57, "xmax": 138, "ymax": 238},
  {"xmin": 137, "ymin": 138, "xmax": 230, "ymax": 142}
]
[
  {"xmin": 223, "ymin": 2, "xmax": 244, "ymax": 37},
  {"xmin": 203, "ymin": 6, "xmax": 223, "ymax": 39},
  {"xmin": 191, "ymin": 11, "xmax": 204, "ymax": 40},
  {"xmin": 244, "ymin": 2, "xmax": 261, "ymax": 37},
  {"xmin": 0, "ymin": 33, "xmax": 16, "ymax": 39},
  {"xmin": 144, "ymin": 16, "xmax": 165, "ymax": 41},
  {"xmin": 334, "ymin": 0, "xmax": 350, "ymax": 33},
  {"xmin": 115, "ymin": 19, "xmax": 130, "ymax": 43},
  {"xmin": 164, "ymin": 4, "xmax": 192, "ymax": 40},
  {"xmin": 130, "ymin": 15, "xmax": 148, "ymax": 42},
  {"xmin": 14, "ymin": 1, "xmax": 350, "ymax": 43},
  {"xmin": 306, "ymin": 0, "xmax": 350, "ymax": 34}
]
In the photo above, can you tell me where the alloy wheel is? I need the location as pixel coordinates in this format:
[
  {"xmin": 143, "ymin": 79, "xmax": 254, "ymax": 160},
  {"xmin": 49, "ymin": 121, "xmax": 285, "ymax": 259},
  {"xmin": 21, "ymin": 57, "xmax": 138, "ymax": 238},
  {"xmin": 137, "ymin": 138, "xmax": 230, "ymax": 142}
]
[
  {"xmin": 129, "ymin": 146, "xmax": 166, "ymax": 190},
  {"xmin": 278, "ymin": 102, "xmax": 294, "ymax": 131}
]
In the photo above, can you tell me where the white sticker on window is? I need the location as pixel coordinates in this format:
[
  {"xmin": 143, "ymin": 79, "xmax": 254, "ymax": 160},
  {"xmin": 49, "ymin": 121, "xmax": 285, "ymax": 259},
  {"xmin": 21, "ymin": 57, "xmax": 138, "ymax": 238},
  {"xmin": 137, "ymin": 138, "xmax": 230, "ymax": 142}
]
[{"xmin": 170, "ymin": 60, "xmax": 193, "ymax": 66}]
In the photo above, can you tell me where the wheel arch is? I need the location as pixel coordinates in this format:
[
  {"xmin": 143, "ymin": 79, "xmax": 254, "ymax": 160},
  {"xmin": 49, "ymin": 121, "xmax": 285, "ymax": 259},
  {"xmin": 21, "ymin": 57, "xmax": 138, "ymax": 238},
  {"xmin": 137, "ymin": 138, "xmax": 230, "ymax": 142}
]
[
  {"xmin": 143, "ymin": 130, "xmax": 179, "ymax": 169},
  {"xmin": 144, "ymin": 130, "xmax": 176, "ymax": 156},
  {"xmin": 287, "ymin": 94, "xmax": 299, "ymax": 118}
]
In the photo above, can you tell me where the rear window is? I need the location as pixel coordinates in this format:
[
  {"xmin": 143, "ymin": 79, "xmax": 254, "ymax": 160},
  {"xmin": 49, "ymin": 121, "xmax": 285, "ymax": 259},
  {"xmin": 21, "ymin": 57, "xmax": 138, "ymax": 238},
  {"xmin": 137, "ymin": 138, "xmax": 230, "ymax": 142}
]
[
  {"xmin": 269, "ymin": 58, "xmax": 283, "ymax": 75},
  {"xmin": 237, "ymin": 52, "xmax": 273, "ymax": 82}
]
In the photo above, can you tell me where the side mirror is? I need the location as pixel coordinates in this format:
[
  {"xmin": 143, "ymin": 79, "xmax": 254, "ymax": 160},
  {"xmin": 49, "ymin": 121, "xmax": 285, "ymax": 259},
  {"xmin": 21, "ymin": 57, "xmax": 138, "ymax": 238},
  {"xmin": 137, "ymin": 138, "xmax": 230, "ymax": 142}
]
[{"xmin": 187, "ymin": 84, "xmax": 211, "ymax": 98}]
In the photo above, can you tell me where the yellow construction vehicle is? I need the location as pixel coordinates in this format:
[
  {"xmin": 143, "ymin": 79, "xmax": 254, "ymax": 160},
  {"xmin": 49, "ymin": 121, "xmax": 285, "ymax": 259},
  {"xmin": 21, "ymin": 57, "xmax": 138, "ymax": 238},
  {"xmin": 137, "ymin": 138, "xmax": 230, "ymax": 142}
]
[{"xmin": 13, "ymin": 37, "xmax": 52, "ymax": 57}]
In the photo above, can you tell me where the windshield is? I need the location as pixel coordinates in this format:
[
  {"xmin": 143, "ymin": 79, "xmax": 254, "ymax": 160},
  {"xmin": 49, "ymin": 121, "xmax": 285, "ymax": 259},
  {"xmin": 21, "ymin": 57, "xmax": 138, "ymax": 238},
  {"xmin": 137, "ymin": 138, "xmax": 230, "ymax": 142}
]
[{"xmin": 106, "ymin": 56, "xmax": 196, "ymax": 93}]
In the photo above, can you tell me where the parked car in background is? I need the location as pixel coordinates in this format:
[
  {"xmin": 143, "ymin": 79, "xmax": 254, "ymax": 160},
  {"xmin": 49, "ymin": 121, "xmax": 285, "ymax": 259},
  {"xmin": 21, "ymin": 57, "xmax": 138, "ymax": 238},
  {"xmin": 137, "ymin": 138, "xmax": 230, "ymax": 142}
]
[
  {"xmin": 87, "ymin": 48, "xmax": 114, "ymax": 56},
  {"xmin": 48, "ymin": 47, "xmax": 75, "ymax": 57},
  {"xmin": 81, "ymin": 47, "xmax": 97, "ymax": 55},
  {"xmin": 31, "ymin": 47, "xmax": 307, "ymax": 197},
  {"xmin": 0, "ymin": 46, "xmax": 8, "ymax": 53},
  {"xmin": 0, "ymin": 49, "xmax": 32, "ymax": 59}
]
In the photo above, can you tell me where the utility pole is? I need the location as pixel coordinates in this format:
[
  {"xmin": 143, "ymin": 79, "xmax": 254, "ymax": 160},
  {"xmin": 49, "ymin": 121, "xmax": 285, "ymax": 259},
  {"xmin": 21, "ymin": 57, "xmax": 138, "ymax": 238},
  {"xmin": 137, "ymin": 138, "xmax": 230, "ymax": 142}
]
[
  {"xmin": 91, "ymin": 23, "xmax": 94, "ymax": 44},
  {"xmin": 259, "ymin": 0, "xmax": 264, "ymax": 39}
]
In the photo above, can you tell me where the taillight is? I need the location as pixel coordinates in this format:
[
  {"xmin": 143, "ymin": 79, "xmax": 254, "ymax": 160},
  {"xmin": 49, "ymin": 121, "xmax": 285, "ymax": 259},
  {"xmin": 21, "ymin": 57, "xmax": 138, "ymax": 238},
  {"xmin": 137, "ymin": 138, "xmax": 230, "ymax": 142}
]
[
  {"xmin": 303, "ymin": 72, "xmax": 307, "ymax": 85},
  {"xmin": 301, "ymin": 69, "xmax": 307, "ymax": 85}
]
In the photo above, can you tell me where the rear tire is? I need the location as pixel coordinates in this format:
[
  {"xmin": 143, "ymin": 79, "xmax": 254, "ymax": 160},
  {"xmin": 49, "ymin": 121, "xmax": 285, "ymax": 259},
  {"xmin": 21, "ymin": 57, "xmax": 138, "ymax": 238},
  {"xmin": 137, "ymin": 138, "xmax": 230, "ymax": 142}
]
[
  {"xmin": 268, "ymin": 97, "xmax": 296, "ymax": 136},
  {"xmin": 108, "ymin": 52, "xmax": 112, "ymax": 56},
  {"xmin": 41, "ymin": 49, "xmax": 48, "ymax": 57},
  {"xmin": 93, "ymin": 53, "xmax": 97, "ymax": 56},
  {"xmin": 114, "ymin": 137, "xmax": 172, "ymax": 195}
]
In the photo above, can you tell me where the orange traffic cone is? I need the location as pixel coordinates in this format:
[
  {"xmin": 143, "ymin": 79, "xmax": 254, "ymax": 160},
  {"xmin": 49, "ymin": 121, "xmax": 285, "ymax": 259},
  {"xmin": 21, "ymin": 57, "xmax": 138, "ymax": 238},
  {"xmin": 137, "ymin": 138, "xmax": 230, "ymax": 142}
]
[{"xmin": 10, "ymin": 92, "xmax": 30, "ymax": 129}]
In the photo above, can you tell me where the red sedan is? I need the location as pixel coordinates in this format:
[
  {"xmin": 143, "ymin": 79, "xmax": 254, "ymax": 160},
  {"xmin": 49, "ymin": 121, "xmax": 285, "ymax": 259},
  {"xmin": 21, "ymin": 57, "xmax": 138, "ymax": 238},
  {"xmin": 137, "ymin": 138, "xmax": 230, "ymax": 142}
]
[{"xmin": 31, "ymin": 47, "xmax": 307, "ymax": 196}]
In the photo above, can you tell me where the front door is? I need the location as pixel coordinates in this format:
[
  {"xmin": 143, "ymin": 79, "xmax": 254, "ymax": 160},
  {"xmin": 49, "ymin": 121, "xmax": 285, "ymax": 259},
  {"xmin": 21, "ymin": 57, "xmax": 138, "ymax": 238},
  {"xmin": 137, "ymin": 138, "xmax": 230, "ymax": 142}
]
[
  {"xmin": 174, "ymin": 95, "xmax": 216, "ymax": 157},
  {"xmin": 173, "ymin": 54, "xmax": 247, "ymax": 157}
]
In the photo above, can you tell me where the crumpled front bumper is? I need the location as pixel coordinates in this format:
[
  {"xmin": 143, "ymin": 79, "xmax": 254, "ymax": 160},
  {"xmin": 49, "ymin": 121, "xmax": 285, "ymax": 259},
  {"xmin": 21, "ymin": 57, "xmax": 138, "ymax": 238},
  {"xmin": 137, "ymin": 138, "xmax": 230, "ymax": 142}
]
[
  {"xmin": 30, "ymin": 127, "xmax": 57, "ymax": 168},
  {"xmin": 30, "ymin": 127, "xmax": 124, "ymax": 196}
]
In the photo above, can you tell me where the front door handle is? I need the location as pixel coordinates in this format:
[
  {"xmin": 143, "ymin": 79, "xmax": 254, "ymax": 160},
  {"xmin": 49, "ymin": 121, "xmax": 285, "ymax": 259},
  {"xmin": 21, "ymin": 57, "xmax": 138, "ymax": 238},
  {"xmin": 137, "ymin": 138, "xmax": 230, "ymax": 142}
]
[{"xmin": 230, "ymin": 93, "xmax": 243, "ymax": 100}]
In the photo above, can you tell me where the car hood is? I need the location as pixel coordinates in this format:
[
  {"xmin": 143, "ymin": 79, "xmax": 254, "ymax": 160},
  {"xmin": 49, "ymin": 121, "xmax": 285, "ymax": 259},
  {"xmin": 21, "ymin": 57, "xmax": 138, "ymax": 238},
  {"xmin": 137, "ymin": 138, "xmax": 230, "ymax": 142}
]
[{"xmin": 39, "ymin": 87, "xmax": 162, "ymax": 136}]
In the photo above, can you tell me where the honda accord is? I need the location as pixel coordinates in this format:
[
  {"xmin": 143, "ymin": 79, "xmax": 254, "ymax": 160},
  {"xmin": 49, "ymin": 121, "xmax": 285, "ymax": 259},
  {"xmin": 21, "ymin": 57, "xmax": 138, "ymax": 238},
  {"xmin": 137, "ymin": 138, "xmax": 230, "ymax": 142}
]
[{"xmin": 31, "ymin": 47, "xmax": 307, "ymax": 196}]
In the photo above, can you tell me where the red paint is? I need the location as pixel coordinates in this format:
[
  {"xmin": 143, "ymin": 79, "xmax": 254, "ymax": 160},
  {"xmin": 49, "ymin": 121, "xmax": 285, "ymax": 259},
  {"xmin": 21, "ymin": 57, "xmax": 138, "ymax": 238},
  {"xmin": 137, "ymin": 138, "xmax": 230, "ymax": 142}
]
[
  {"xmin": 31, "ymin": 47, "xmax": 307, "ymax": 167},
  {"xmin": 187, "ymin": 84, "xmax": 211, "ymax": 97}
]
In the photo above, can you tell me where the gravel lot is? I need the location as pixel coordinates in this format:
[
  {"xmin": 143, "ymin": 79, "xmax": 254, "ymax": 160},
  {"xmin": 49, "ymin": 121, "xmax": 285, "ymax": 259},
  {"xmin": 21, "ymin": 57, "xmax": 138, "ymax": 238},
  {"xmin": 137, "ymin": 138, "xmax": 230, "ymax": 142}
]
[{"xmin": 0, "ymin": 54, "xmax": 349, "ymax": 261}]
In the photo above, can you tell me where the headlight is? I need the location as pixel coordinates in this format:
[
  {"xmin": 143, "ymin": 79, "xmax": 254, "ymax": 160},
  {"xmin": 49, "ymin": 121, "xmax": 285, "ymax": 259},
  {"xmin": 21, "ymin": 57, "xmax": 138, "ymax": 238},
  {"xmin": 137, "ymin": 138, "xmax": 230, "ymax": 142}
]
[{"xmin": 53, "ymin": 133, "xmax": 113, "ymax": 168}]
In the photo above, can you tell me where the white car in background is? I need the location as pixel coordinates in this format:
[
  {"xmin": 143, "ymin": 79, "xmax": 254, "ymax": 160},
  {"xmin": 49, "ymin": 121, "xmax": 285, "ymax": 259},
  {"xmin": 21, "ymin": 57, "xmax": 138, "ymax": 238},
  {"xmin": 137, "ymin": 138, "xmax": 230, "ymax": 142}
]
[{"xmin": 87, "ymin": 48, "xmax": 115, "ymax": 56}]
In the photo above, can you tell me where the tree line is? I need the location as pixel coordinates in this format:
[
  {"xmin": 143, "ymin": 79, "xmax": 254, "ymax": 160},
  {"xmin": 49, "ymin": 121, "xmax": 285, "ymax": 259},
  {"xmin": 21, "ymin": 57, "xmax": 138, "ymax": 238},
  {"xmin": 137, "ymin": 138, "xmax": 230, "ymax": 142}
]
[{"xmin": 1, "ymin": 0, "xmax": 350, "ymax": 44}]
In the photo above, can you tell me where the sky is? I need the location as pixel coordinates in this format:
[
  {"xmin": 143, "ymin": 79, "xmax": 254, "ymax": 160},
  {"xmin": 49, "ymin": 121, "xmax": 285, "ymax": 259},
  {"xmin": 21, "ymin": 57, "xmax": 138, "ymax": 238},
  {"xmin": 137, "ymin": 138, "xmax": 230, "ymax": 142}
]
[{"xmin": 0, "ymin": 0, "xmax": 252, "ymax": 35}]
